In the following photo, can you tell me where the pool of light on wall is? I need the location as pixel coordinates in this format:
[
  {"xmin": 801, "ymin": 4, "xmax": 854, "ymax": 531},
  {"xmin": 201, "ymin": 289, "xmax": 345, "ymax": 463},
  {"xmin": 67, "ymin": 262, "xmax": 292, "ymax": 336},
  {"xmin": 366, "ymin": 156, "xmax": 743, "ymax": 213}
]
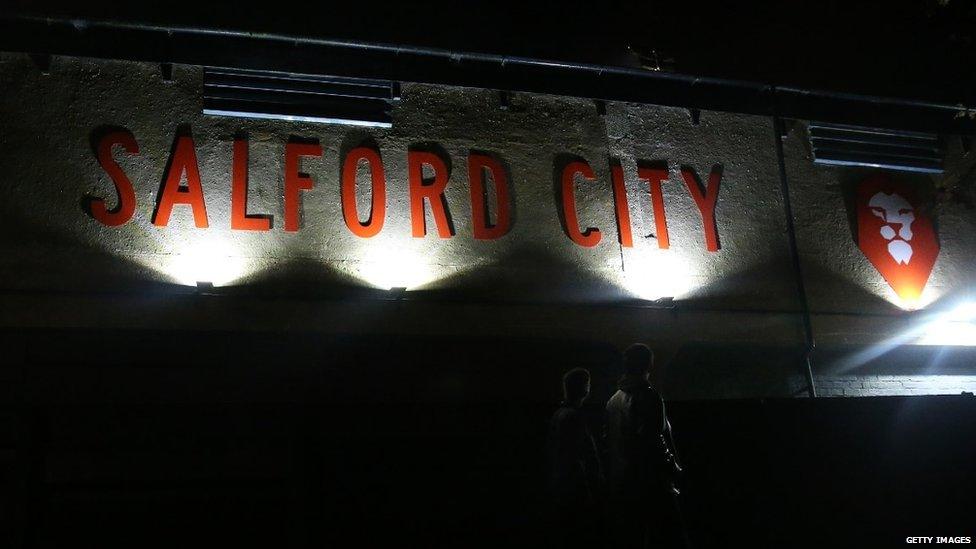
[
  {"xmin": 140, "ymin": 233, "xmax": 255, "ymax": 287},
  {"xmin": 616, "ymin": 251, "xmax": 696, "ymax": 301},
  {"xmin": 882, "ymin": 284, "xmax": 940, "ymax": 312},
  {"xmin": 345, "ymin": 243, "xmax": 448, "ymax": 291},
  {"xmin": 137, "ymin": 232, "xmax": 708, "ymax": 298},
  {"xmin": 914, "ymin": 301, "xmax": 976, "ymax": 346}
]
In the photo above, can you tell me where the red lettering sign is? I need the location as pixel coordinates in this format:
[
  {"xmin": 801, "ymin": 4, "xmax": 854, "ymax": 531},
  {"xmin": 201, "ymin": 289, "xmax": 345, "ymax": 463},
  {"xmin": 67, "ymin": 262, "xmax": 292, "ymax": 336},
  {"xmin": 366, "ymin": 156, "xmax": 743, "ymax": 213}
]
[
  {"xmin": 342, "ymin": 146, "xmax": 386, "ymax": 238},
  {"xmin": 468, "ymin": 153, "xmax": 511, "ymax": 240},
  {"xmin": 610, "ymin": 163, "xmax": 633, "ymax": 248},
  {"xmin": 637, "ymin": 164, "xmax": 670, "ymax": 249},
  {"xmin": 560, "ymin": 161, "xmax": 602, "ymax": 248},
  {"xmin": 231, "ymin": 138, "xmax": 271, "ymax": 231},
  {"xmin": 90, "ymin": 128, "xmax": 734, "ymax": 260},
  {"xmin": 91, "ymin": 131, "xmax": 139, "ymax": 227},
  {"xmin": 680, "ymin": 166, "xmax": 722, "ymax": 252},
  {"xmin": 408, "ymin": 150, "xmax": 453, "ymax": 238},
  {"xmin": 283, "ymin": 142, "xmax": 322, "ymax": 232},
  {"xmin": 153, "ymin": 135, "xmax": 209, "ymax": 228}
]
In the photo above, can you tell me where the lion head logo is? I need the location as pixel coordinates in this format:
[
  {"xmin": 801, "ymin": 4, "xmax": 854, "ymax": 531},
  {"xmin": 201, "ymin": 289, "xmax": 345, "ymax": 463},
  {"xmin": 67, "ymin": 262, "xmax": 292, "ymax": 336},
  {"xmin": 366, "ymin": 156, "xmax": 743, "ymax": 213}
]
[{"xmin": 857, "ymin": 174, "xmax": 939, "ymax": 304}]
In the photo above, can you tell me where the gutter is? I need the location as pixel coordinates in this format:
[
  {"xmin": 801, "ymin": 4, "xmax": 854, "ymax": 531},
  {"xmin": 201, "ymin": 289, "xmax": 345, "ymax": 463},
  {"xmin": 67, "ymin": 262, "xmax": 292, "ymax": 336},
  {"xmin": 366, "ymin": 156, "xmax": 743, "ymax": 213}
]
[{"xmin": 0, "ymin": 14, "xmax": 973, "ymax": 135}]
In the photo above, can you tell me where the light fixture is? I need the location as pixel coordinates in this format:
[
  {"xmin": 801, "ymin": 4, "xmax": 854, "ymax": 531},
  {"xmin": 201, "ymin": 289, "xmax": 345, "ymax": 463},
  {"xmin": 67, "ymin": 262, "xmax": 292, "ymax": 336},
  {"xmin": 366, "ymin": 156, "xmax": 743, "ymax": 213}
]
[
  {"xmin": 808, "ymin": 122, "xmax": 944, "ymax": 174},
  {"xmin": 617, "ymin": 250, "xmax": 695, "ymax": 301},
  {"xmin": 388, "ymin": 287, "xmax": 407, "ymax": 301},
  {"xmin": 150, "ymin": 234, "xmax": 252, "ymax": 287},
  {"xmin": 203, "ymin": 67, "xmax": 398, "ymax": 128},
  {"xmin": 916, "ymin": 300, "xmax": 976, "ymax": 346}
]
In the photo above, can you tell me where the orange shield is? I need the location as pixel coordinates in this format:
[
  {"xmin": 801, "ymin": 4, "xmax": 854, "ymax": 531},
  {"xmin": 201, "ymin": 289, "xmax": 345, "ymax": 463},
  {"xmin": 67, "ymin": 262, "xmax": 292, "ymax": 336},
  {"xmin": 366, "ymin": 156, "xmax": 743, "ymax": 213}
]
[{"xmin": 857, "ymin": 173, "xmax": 939, "ymax": 304}]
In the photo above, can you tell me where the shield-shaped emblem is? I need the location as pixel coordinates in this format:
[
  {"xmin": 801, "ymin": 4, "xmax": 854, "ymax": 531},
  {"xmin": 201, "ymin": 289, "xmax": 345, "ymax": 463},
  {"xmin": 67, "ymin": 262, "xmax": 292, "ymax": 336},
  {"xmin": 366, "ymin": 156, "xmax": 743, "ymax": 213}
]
[{"xmin": 856, "ymin": 173, "xmax": 939, "ymax": 304}]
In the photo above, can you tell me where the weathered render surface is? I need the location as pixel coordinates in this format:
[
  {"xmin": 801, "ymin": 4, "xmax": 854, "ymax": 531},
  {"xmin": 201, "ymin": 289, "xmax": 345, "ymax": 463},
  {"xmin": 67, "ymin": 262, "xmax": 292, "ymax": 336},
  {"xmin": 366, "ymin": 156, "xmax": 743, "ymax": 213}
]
[
  {"xmin": 782, "ymin": 122, "xmax": 976, "ymax": 396},
  {"xmin": 0, "ymin": 52, "xmax": 974, "ymax": 399}
]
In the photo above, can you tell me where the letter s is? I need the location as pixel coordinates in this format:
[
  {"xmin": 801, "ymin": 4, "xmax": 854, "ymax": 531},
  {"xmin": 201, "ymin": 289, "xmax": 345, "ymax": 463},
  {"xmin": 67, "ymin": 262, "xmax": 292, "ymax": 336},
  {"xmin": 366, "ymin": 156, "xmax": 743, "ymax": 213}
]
[{"xmin": 90, "ymin": 130, "xmax": 139, "ymax": 226}]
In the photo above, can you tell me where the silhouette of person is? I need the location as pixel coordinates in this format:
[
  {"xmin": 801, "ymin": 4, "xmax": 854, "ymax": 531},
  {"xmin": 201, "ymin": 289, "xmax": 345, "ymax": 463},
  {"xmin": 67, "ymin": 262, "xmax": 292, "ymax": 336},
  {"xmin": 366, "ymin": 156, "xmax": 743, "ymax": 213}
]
[
  {"xmin": 605, "ymin": 344, "xmax": 684, "ymax": 548},
  {"xmin": 547, "ymin": 367, "xmax": 603, "ymax": 548}
]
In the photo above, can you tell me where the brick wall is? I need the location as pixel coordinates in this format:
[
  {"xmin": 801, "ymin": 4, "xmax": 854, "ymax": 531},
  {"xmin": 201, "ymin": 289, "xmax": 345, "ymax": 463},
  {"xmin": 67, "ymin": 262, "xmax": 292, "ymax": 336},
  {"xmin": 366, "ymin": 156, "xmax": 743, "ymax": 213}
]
[{"xmin": 815, "ymin": 375, "xmax": 976, "ymax": 397}]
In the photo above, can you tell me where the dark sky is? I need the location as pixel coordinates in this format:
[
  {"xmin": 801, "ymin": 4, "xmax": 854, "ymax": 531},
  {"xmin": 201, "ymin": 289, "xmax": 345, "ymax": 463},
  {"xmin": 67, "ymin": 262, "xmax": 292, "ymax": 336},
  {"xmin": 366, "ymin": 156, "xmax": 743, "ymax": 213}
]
[{"xmin": 5, "ymin": 0, "xmax": 976, "ymax": 104}]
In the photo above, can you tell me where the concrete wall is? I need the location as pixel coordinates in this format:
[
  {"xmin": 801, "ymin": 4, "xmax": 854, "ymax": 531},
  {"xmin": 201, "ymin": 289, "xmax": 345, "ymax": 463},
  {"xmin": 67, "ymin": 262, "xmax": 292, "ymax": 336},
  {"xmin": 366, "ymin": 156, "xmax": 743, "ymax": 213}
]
[
  {"xmin": 781, "ymin": 122, "xmax": 976, "ymax": 397},
  {"xmin": 1, "ymin": 52, "xmax": 974, "ymax": 399}
]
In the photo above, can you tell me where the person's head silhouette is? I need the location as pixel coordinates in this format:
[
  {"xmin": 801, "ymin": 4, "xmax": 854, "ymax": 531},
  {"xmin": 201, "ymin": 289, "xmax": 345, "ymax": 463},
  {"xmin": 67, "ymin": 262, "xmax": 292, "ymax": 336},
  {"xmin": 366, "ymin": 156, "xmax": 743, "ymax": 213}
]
[
  {"xmin": 562, "ymin": 367, "xmax": 591, "ymax": 406},
  {"xmin": 623, "ymin": 343, "xmax": 654, "ymax": 385}
]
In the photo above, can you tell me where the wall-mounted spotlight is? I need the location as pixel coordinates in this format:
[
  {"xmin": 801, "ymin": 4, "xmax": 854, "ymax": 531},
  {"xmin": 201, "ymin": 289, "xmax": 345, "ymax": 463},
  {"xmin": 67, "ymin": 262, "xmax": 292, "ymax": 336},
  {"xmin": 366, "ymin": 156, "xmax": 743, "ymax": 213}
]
[
  {"xmin": 388, "ymin": 287, "xmax": 407, "ymax": 298},
  {"xmin": 916, "ymin": 300, "xmax": 976, "ymax": 346},
  {"xmin": 195, "ymin": 281, "xmax": 215, "ymax": 295}
]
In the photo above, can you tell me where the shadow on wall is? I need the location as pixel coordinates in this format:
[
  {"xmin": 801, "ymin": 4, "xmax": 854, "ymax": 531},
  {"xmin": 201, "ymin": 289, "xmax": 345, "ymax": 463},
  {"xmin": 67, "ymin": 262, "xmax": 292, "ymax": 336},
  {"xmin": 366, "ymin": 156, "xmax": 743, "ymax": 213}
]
[
  {"xmin": 405, "ymin": 244, "xmax": 633, "ymax": 302},
  {"xmin": 680, "ymin": 259, "xmax": 802, "ymax": 312},
  {"xmin": 1, "ymin": 192, "xmax": 172, "ymax": 294},
  {"xmin": 664, "ymin": 342, "xmax": 808, "ymax": 399},
  {"xmin": 795, "ymin": 251, "xmax": 913, "ymax": 315},
  {"xmin": 9, "ymin": 328, "xmax": 623, "ymax": 406}
]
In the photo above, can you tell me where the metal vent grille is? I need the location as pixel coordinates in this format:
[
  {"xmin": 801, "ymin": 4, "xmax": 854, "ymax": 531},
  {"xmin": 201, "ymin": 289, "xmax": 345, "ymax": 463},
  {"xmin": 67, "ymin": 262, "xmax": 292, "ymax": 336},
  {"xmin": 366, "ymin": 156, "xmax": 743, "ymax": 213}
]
[
  {"xmin": 203, "ymin": 68, "xmax": 398, "ymax": 128},
  {"xmin": 808, "ymin": 122, "xmax": 944, "ymax": 174}
]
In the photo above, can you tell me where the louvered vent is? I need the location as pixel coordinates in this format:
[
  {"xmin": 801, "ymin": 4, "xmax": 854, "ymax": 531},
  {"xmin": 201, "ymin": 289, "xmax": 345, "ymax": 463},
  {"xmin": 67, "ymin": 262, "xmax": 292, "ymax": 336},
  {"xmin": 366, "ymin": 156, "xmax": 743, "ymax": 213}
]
[
  {"xmin": 203, "ymin": 68, "xmax": 398, "ymax": 128},
  {"xmin": 808, "ymin": 123, "xmax": 944, "ymax": 174}
]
